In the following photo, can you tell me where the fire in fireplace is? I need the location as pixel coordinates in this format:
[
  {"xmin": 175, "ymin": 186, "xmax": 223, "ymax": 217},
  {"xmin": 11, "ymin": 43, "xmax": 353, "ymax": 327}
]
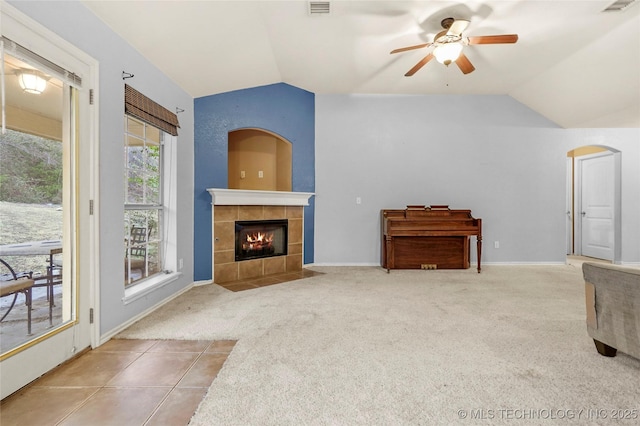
[{"xmin": 235, "ymin": 219, "xmax": 288, "ymax": 261}]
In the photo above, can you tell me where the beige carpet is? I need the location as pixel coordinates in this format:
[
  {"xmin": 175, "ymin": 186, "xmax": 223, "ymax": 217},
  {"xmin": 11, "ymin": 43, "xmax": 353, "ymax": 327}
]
[{"xmin": 118, "ymin": 263, "xmax": 640, "ymax": 425}]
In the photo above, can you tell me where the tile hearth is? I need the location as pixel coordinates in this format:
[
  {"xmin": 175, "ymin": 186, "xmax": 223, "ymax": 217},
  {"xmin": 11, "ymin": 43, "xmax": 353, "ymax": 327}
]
[{"xmin": 216, "ymin": 268, "xmax": 323, "ymax": 292}]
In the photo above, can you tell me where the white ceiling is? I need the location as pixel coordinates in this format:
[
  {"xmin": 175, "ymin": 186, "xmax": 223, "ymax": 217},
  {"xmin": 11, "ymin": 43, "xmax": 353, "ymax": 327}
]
[{"xmin": 82, "ymin": 0, "xmax": 640, "ymax": 128}]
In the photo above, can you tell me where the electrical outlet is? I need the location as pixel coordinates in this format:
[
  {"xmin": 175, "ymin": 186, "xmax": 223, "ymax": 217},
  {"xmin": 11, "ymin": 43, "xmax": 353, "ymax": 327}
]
[
  {"xmin": 356, "ymin": 197, "xmax": 362, "ymax": 205},
  {"xmin": 240, "ymin": 171, "xmax": 246, "ymax": 179},
  {"xmin": 258, "ymin": 170, "xmax": 264, "ymax": 178},
  {"xmin": 494, "ymin": 241, "xmax": 500, "ymax": 249}
]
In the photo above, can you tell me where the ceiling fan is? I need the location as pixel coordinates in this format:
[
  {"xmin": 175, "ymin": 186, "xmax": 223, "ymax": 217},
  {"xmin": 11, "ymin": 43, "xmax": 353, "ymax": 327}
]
[{"xmin": 390, "ymin": 17, "xmax": 518, "ymax": 76}]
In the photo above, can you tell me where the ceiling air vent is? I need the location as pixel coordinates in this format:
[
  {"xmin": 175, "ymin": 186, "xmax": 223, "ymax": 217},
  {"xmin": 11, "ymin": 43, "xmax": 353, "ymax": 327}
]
[
  {"xmin": 603, "ymin": 0, "xmax": 638, "ymax": 12},
  {"xmin": 309, "ymin": 1, "xmax": 330, "ymax": 15}
]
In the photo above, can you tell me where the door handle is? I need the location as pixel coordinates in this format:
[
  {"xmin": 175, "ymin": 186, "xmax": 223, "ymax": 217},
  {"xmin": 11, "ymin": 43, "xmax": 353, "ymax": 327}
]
[{"xmin": 581, "ymin": 211, "xmax": 586, "ymax": 216}]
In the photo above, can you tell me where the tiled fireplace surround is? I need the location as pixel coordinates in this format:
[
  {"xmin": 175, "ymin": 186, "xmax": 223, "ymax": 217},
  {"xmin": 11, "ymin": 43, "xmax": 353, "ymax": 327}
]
[{"xmin": 207, "ymin": 189, "xmax": 314, "ymax": 284}]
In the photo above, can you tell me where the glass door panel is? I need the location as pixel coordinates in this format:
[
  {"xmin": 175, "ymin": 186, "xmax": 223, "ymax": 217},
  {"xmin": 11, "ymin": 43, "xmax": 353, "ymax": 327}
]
[{"xmin": 0, "ymin": 53, "xmax": 74, "ymax": 354}]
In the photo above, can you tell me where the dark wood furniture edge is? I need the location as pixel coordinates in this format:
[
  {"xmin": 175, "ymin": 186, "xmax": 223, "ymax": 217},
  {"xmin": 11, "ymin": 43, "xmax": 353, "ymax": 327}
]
[{"xmin": 593, "ymin": 339, "xmax": 617, "ymax": 357}]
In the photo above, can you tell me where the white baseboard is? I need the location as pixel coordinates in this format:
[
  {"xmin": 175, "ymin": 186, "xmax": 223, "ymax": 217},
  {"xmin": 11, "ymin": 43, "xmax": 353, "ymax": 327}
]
[
  {"xmin": 310, "ymin": 262, "xmax": 569, "ymax": 267},
  {"xmin": 310, "ymin": 262, "xmax": 381, "ymax": 267},
  {"xmin": 481, "ymin": 261, "xmax": 567, "ymax": 266}
]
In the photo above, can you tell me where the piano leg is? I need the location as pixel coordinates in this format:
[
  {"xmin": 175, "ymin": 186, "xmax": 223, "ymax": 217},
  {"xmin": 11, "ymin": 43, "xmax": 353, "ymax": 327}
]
[
  {"xmin": 386, "ymin": 235, "xmax": 393, "ymax": 273},
  {"xmin": 477, "ymin": 236, "xmax": 482, "ymax": 273}
]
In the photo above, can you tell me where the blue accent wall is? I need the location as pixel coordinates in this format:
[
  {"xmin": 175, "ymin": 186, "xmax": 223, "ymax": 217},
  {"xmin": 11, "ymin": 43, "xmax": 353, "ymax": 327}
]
[{"xmin": 194, "ymin": 83, "xmax": 315, "ymax": 281}]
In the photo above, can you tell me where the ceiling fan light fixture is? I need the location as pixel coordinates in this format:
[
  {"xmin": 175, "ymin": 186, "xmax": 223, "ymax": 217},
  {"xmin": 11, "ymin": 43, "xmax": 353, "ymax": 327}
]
[
  {"xmin": 433, "ymin": 42, "xmax": 463, "ymax": 66},
  {"xmin": 16, "ymin": 69, "xmax": 48, "ymax": 94}
]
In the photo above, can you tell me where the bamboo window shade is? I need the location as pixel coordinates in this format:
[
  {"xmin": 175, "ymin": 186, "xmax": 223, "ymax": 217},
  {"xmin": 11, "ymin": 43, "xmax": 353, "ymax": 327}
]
[{"xmin": 124, "ymin": 84, "xmax": 180, "ymax": 136}]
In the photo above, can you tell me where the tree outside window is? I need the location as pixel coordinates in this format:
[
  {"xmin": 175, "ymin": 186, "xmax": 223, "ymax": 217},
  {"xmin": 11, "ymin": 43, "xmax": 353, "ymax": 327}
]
[{"xmin": 124, "ymin": 116, "xmax": 163, "ymax": 286}]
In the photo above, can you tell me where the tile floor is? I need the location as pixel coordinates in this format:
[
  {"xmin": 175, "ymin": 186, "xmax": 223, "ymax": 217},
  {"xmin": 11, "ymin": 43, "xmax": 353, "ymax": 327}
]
[
  {"xmin": 0, "ymin": 339, "xmax": 237, "ymax": 426},
  {"xmin": 216, "ymin": 268, "xmax": 323, "ymax": 292}
]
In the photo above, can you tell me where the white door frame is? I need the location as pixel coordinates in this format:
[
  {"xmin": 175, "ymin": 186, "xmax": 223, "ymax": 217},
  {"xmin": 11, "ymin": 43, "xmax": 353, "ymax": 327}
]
[
  {"xmin": 566, "ymin": 157, "xmax": 573, "ymax": 255},
  {"xmin": 0, "ymin": 2, "xmax": 99, "ymax": 399},
  {"xmin": 574, "ymin": 149, "xmax": 622, "ymax": 263}
]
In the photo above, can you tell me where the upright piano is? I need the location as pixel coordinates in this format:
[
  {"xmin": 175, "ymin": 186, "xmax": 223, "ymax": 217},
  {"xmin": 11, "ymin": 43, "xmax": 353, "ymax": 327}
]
[{"xmin": 381, "ymin": 205, "xmax": 482, "ymax": 273}]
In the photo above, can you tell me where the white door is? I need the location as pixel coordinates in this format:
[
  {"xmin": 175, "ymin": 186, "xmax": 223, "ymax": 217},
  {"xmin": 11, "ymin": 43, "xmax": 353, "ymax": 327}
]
[
  {"xmin": 0, "ymin": 4, "xmax": 97, "ymax": 399},
  {"xmin": 579, "ymin": 153, "xmax": 614, "ymax": 260}
]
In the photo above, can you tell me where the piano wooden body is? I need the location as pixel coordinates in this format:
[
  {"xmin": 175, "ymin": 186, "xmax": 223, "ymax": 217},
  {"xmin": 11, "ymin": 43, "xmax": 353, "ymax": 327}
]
[{"xmin": 381, "ymin": 205, "xmax": 482, "ymax": 273}]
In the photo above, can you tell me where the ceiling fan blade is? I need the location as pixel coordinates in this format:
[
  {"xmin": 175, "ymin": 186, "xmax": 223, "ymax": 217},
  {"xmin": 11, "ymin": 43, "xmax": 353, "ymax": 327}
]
[
  {"xmin": 467, "ymin": 34, "xmax": 518, "ymax": 45},
  {"xmin": 455, "ymin": 53, "xmax": 475, "ymax": 74},
  {"xmin": 405, "ymin": 53, "xmax": 434, "ymax": 76},
  {"xmin": 390, "ymin": 43, "xmax": 432, "ymax": 54},
  {"xmin": 447, "ymin": 19, "xmax": 470, "ymax": 37}
]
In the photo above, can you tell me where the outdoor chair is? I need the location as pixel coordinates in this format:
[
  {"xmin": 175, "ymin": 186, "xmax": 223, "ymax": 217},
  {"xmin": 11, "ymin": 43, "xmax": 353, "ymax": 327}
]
[
  {"xmin": 31, "ymin": 248, "xmax": 63, "ymax": 327},
  {"xmin": 125, "ymin": 226, "xmax": 149, "ymax": 281},
  {"xmin": 0, "ymin": 258, "xmax": 33, "ymax": 335}
]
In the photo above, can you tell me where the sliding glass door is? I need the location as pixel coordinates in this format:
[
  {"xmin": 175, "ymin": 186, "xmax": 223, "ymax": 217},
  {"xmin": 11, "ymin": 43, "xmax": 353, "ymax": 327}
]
[
  {"xmin": 0, "ymin": 50, "xmax": 74, "ymax": 353},
  {"xmin": 0, "ymin": 3, "xmax": 97, "ymax": 399}
]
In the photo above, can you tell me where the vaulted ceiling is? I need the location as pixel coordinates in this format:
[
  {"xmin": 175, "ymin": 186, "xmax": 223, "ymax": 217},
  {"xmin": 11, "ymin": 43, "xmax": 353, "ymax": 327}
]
[{"xmin": 82, "ymin": 0, "xmax": 640, "ymax": 128}]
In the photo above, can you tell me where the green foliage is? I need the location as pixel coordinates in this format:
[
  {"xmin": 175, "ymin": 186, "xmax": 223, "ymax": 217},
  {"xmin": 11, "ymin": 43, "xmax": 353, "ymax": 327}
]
[
  {"xmin": 0, "ymin": 130, "xmax": 62, "ymax": 204},
  {"xmin": 125, "ymin": 145, "xmax": 160, "ymax": 204}
]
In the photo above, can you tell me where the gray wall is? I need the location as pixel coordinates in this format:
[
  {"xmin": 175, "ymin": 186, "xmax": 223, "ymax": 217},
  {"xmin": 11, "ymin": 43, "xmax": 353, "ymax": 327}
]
[
  {"xmin": 11, "ymin": 1, "xmax": 195, "ymax": 336},
  {"xmin": 314, "ymin": 94, "xmax": 640, "ymax": 265}
]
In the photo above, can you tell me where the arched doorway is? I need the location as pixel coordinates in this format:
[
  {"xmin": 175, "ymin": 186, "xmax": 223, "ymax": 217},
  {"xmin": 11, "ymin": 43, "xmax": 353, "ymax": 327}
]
[{"xmin": 567, "ymin": 146, "xmax": 621, "ymax": 263}]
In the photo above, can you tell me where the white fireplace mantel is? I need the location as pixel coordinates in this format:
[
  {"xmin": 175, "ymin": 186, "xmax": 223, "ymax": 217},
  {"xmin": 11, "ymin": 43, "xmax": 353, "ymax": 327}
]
[{"xmin": 207, "ymin": 188, "xmax": 314, "ymax": 206}]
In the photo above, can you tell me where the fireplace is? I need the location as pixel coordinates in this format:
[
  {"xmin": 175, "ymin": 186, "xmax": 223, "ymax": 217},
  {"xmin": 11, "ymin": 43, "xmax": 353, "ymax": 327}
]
[
  {"xmin": 207, "ymin": 189, "xmax": 314, "ymax": 283},
  {"xmin": 235, "ymin": 219, "xmax": 288, "ymax": 261}
]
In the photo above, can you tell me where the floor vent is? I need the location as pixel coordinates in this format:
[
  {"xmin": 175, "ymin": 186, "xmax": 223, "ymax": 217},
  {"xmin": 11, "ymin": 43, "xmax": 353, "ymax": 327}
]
[
  {"xmin": 309, "ymin": 1, "xmax": 330, "ymax": 15},
  {"xmin": 603, "ymin": 0, "xmax": 638, "ymax": 12}
]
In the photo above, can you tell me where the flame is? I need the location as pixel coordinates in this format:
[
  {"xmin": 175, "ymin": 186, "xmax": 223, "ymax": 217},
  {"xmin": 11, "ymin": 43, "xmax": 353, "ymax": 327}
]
[{"xmin": 243, "ymin": 231, "xmax": 274, "ymax": 251}]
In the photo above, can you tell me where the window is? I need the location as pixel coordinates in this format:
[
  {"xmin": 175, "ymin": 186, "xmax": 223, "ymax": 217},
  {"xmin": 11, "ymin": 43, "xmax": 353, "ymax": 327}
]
[
  {"xmin": 124, "ymin": 116, "xmax": 164, "ymax": 287},
  {"xmin": 122, "ymin": 84, "xmax": 179, "ymax": 293}
]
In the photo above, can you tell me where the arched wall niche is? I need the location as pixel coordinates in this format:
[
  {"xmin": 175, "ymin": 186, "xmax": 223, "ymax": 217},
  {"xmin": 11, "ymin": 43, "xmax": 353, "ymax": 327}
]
[{"xmin": 228, "ymin": 128, "xmax": 292, "ymax": 191}]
